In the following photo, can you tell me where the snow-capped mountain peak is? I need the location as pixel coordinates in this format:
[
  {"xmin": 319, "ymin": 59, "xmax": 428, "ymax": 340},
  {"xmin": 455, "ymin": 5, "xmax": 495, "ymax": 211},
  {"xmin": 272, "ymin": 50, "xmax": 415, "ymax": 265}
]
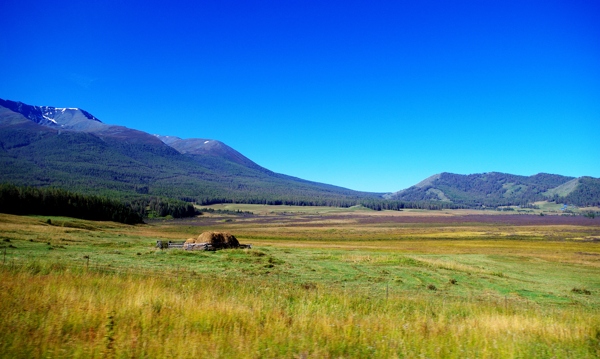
[{"xmin": 0, "ymin": 99, "xmax": 105, "ymax": 131}]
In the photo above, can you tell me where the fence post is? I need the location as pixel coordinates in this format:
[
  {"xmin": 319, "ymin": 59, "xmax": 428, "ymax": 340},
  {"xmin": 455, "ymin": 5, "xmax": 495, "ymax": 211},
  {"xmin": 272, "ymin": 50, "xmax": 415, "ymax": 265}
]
[{"xmin": 386, "ymin": 283, "xmax": 389, "ymax": 302}]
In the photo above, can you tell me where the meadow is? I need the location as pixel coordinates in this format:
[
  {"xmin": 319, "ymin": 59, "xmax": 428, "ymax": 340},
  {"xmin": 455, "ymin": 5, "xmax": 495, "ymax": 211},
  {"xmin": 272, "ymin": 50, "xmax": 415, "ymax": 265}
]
[{"xmin": 1, "ymin": 207, "xmax": 600, "ymax": 358}]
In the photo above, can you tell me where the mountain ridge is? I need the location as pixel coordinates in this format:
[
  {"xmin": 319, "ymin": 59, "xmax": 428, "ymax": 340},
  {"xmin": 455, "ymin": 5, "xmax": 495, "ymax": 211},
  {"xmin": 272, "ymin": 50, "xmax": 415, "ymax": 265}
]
[
  {"xmin": 390, "ymin": 172, "xmax": 600, "ymax": 207},
  {"xmin": 154, "ymin": 135, "xmax": 269, "ymax": 173},
  {"xmin": 1, "ymin": 98, "xmax": 598, "ymax": 208},
  {"xmin": 0, "ymin": 98, "xmax": 382, "ymax": 206}
]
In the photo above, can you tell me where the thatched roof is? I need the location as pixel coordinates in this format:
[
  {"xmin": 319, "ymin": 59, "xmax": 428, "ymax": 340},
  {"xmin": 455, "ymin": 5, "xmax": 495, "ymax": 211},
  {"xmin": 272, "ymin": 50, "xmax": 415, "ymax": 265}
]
[{"xmin": 185, "ymin": 231, "xmax": 239, "ymax": 248}]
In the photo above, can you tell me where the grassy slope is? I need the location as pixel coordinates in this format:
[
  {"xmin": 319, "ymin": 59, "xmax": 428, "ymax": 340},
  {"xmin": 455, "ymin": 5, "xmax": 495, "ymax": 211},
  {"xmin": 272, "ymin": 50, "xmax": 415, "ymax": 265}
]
[
  {"xmin": 1, "ymin": 212, "xmax": 600, "ymax": 358},
  {"xmin": 544, "ymin": 178, "xmax": 580, "ymax": 197}
]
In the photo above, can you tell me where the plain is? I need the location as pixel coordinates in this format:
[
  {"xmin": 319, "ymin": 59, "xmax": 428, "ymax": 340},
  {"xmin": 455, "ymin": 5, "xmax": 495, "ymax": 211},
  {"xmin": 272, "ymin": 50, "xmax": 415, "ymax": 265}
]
[{"xmin": 1, "ymin": 207, "xmax": 599, "ymax": 358}]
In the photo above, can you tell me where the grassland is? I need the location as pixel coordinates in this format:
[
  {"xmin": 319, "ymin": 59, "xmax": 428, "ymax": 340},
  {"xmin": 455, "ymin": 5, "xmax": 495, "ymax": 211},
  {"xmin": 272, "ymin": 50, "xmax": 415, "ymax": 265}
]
[
  {"xmin": 202, "ymin": 202, "xmax": 600, "ymax": 216},
  {"xmin": 1, "ymin": 208, "xmax": 600, "ymax": 358},
  {"xmin": 198, "ymin": 203, "xmax": 378, "ymax": 215}
]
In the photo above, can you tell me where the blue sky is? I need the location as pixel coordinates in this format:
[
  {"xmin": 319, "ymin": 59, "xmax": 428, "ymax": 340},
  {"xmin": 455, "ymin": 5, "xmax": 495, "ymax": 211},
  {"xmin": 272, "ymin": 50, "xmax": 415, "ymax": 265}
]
[{"xmin": 1, "ymin": 0, "xmax": 599, "ymax": 192}]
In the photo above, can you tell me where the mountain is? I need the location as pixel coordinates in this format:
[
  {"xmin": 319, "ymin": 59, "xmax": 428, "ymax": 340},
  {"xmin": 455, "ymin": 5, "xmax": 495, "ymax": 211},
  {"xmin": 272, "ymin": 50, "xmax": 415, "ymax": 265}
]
[
  {"xmin": 389, "ymin": 172, "xmax": 600, "ymax": 207},
  {"xmin": 0, "ymin": 98, "xmax": 382, "ymax": 205},
  {"xmin": 0, "ymin": 99, "xmax": 162, "ymax": 144},
  {"xmin": 154, "ymin": 135, "xmax": 269, "ymax": 172},
  {"xmin": 2, "ymin": 98, "xmax": 597, "ymax": 210}
]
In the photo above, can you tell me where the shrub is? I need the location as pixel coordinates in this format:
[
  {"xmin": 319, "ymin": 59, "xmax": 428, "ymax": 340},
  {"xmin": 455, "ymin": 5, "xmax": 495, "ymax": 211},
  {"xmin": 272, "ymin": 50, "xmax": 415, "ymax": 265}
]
[{"xmin": 572, "ymin": 288, "xmax": 591, "ymax": 295}]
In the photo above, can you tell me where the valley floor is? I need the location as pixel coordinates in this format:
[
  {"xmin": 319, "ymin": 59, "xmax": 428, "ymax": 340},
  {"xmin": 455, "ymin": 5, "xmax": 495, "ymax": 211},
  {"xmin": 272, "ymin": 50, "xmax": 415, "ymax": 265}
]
[{"xmin": 1, "ymin": 208, "xmax": 600, "ymax": 358}]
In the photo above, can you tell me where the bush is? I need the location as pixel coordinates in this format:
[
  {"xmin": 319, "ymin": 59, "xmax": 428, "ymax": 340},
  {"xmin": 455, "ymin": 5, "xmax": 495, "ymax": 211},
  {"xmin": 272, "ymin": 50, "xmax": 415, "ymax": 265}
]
[{"xmin": 572, "ymin": 288, "xmax": 591, "ymax": 295}]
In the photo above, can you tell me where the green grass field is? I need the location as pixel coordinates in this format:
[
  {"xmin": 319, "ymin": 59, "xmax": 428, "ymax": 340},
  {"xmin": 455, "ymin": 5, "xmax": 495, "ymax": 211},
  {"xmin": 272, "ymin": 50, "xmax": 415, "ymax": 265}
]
[
  {"xmin": 1, "ymin": 209, "xmax": 600, "ymax": 358},
  {"xmin": 198, "ymin": 203, "xmax": 377, "ymax": 214}
]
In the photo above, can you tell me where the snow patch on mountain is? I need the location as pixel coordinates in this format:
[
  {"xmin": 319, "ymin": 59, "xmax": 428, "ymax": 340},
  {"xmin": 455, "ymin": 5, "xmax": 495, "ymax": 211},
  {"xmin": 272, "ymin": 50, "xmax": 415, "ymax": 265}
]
[
  {"xmin": 0, "ymin": 99, "xmax": 105, "ymax": 132},
  {"xmin": 42, "ymin": 114, "xmax": 58, "ymax": 124}
]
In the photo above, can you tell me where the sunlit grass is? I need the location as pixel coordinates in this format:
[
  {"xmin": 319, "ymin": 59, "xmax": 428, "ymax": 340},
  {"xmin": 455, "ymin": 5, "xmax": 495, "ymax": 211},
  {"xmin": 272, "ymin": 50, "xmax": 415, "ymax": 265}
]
[
  {"xmin": 1, "ymin": 212, "xmax": 600, "ymax": 357},
  {"xmin": 1, "ymin": 264, "xmax": 599, "ymax": 358}
]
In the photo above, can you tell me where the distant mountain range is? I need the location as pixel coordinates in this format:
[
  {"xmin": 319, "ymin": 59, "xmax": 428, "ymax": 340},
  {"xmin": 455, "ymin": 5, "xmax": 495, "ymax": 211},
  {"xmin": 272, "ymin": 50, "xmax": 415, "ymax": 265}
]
[
  {"xmin": 1, "ymin": 98, "xmax": 598, "ymax": 208},
  {"xmin": 387, "ymin": 172, "xmax": 600, "ymax": 207}
]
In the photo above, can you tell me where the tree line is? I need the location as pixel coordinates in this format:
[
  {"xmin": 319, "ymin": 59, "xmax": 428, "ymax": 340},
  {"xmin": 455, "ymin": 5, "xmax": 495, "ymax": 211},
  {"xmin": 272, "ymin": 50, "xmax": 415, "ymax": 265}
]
[
  {"xmin": 0, "ymin": 183, "xmax": 143, "ymax": 224},
  {"xmin": 0, "ymin": 184, "xmax": 201, "ymax": 223},
  {"xmin": 128, "ymin": 197, "xmax": 197, "ymax": 219},
  {"xmin": 186, "ymin": 195, "xmax": 467, "ymax": 211}
]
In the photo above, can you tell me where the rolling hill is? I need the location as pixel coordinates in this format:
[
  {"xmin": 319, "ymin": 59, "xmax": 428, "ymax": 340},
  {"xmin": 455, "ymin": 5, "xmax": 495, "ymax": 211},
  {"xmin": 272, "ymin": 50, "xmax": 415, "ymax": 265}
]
[{"xmin": 389, "ymin": 172, "xmax": 600, "ymax": 207}]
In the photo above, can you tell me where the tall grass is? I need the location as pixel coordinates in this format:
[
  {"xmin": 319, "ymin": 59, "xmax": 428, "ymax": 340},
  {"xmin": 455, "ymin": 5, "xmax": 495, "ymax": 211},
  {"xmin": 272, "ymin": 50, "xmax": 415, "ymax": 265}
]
[
  {"xmin": 2, "ymin": 213, "xmax": 599, "ymax": 357},
  {"xmin": 1, "ymin": 263, "xmax": 599, "ymax": 358}
]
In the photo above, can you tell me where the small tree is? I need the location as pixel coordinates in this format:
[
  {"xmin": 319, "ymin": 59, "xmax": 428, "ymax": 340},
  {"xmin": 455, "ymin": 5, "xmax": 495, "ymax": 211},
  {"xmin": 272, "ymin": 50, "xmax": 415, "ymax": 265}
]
[{"xmin": 583, "ymin": 211, "xmax": 596, "ymax": 219}]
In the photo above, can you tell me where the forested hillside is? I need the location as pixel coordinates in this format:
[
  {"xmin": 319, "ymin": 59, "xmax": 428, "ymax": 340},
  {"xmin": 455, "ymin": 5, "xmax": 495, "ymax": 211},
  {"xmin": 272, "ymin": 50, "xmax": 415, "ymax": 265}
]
[
  {"xmin": 554, "ymin": 177, "xmax": 600, "ymax": 207},
  {"xmin": 0, "ymin": 99, "xmax": 384, "ymax": 208},
  {"xmin": 389, "ymin": 172, "xmax": 598, "ymax": 207}
]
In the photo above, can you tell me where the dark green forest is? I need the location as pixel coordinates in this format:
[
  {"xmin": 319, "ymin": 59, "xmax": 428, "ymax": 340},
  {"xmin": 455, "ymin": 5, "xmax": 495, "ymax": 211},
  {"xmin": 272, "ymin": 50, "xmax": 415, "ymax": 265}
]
[
  {"xmin": 0, "ymin": 184, "xmax": 199, "ymax": 223},
  {"xmin": 0, "ymin": 184, "xmax": 143, "ymax": 224},
  {"xmin": 128, "ymin": 196, "xmax": 196, "ymax": 219}
]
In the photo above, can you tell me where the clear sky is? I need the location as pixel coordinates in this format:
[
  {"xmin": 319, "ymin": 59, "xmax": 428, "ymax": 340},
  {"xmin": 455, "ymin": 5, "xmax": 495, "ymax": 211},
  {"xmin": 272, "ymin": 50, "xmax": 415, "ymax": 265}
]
[{"xmin": 1, "ymin": 0, "xmax": 599, "ymax": 193}]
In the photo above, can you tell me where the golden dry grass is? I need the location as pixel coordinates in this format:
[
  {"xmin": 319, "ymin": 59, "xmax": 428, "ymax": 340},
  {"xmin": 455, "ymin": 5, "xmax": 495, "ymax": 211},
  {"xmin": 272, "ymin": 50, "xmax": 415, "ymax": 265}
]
[
  {"xmin": 1, "ymin": 211, "xmax": 600, "ymax": 358},
  {"xmin": 1, "ymin": 266, "xmax": 599, "ymax": 358}
]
